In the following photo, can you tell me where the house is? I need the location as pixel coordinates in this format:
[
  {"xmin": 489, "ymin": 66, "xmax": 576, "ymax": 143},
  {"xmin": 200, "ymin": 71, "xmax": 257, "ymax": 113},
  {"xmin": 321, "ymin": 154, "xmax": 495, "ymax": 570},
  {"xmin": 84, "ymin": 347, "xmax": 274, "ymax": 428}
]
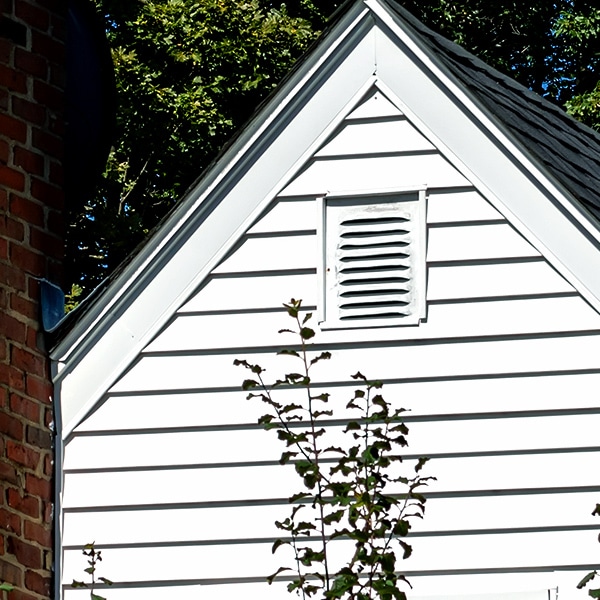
[{"xmin": 50, "ymin": 0, "xmax": 600, "ymax": 598}]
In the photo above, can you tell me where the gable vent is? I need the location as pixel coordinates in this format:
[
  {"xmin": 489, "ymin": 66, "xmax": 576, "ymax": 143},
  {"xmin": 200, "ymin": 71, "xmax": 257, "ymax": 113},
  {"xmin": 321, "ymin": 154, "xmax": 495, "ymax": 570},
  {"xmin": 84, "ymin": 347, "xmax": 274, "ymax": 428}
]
[{"xmin": 319, "ymin": 189, "xmax": 427, "ymax": 328}]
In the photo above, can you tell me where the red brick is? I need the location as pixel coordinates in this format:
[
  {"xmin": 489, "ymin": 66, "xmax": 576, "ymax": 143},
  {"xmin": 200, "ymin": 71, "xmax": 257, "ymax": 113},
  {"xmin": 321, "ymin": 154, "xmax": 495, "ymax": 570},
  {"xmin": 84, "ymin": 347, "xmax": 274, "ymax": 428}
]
[
  {"xmin": 0, "ymin": 364, "xmax": 25, "ymax": 392},
  {"xmin": 0, "ymin": 188, "xmax": 8, "ymax": 211},
  {"xmin": 23, "ymin": 377, "xmax": 49, "ymax": 408},
  {"xmin": 42, "ymin": 501, "xmax": 51, "ymax": 525},
  {"xmin": 0, "ymin": 138, "xmax": 9, "ymax": 163},
  {"xmin": 6, "ymin": 489, "xmax": 39, "ymax": 520},
  {"xmin": 0, "ymin": 410, "xmax": 24, "ymax": 440},
  {"xmin": 0, "ymin": 236, "xmax": 7, "ymax": 259},
  {"xmin": 0, "ymin": 262, "xmax": 26, "ymax": 292},
  {"xmin": 24, "ymin": 474, "xmax": 50, "ymax": 502},
  {"xmin": 25, "ymin": 324, "xmax": 37, "ymax": 349},
  {"xmin": 23, "ymin": 520, "xmax": 51, "ymax": 548},
  {"xmin": 31, "ymin": 30, "xmax": 62, "ymax": 62},
  {"xmin": 24, "ymin": 568, "xmax": 50, "ymax": 596},
  {"xmin": 9, "ymin": 244, "xmax": 45, "ymax": 277},
  {"xmin": 0, "ymin": 312, "xmax": 27, "ymax": 344},
  {"xmin": 43, "ymin": 454, "xmax": 51, "ymax": 477},
  {"xmin": 12, "ymin": 96, "xmax": 46, "ymax": 127},
  {"xmin": 30, "ymin": 226, "xmax": 62, "ymax": 259},
  {"xmin": 10, "ymin": 393, "xmax": 40, "ymax": 423},
  {"xmin": 7, "ymin": 537, "xmax": 41, "ymax": 569},
  {"xmin": 14, "ymin": 47, "xmax": 47, "ymax": 78},
  {"xmin": 15, "ymin": 0, "xmax": 51, "ymax": 32},
  {"xmin": 25, "ymin": 425, "xmax": 51, "ymax": 450},
  {"xmin": 9, "ymin": 195, "xmax": 44, "ymax": 228},
  {"xmin": 32, "ymin": 78, "xmax": 63, "ymax": 118},
  {"xmin": 0, "ymin": 38, "xmax": 11, "ymax": 65},
  {"xmin": 0, "ymin": 166, "xmax": 25, "ymax": 192},
  {"xmin": 11, "ymin": 347, "xmax": 45, "ymax": 378},
  {"xmin": 30, "ymin": 176, "xmax": 63, "ymax": 209},
  {"xmin": 0, "ymin": 557, "xmax": 23, "ymax": 587},
  {"xmin": 31, "ymin": 127, "xmax": 60, "ymax": 157},
  {"xmin": 0, "ymin": 63, "xmax": 27, "ymax": 94},
  {"xmin": 0, "ymin": 114, "xmax": 27, "ymax": 145},
  {"xmin": 5, "ymin": 441, "xmax": 40, "ymax": 472},
  {"xmin": 0, "ymin": 459, "xmax": 18, "ymax": 485},
  {"xmin": 10, "ymin": 589, "xmax": 38, "ymax": 600},
  {"xmin": 0, "ymin": 506, "xmax": 22, "ymax": 534},
  {"xmin": 13, "ymin": 146, "xmax": 44, "ymax": 176},
  {"xmin": 5, "ymin": 214, "xmax": 26, "ymax": 242}
]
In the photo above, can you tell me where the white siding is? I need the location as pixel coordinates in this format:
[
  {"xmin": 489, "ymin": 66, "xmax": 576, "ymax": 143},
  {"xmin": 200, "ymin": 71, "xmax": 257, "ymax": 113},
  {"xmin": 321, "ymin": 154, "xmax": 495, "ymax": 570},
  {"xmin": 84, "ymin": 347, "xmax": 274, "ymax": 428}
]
[{"xmin": 60, "ymin": 87, "xmax": 600, "ymax": 600}]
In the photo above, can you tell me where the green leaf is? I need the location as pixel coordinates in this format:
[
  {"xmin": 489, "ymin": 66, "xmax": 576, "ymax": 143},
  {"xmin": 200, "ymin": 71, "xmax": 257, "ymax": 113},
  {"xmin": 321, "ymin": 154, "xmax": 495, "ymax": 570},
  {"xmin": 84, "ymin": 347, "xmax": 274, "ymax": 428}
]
[
  {"xmin": 267, "ymin": 566, "xmax": 292, "ymax": 584},
  {"xmin": 590, "ymin": 590, "xmax": 600, "ymax": 599},
  {"xmin": 0, "ymin": 583, "xmax": 15, "ymax": 592},
  {"xmin": 91, "ymin": 594, "xmax": 107, "ymax": 600},
  {"xmin": 241, "ymin": 379, "xmax": 259, "ymax": 391},
  {"xmin": 272, "ymin": 538, "xmax": 288, "ymax": 553},
  {"xmin": 579, "ymin": 571, "xmax": 598, "ymax": 589},
  {"xmin": 300, "ymin": 326, "xmax": 315, "ymax": 340},
  {"xmin": 278, "ymin": 349, "xmax": 300, "ymax": 357},
  {"xmin": 279, "ymin": 451, "xmax": 298, "ymax": 465}
]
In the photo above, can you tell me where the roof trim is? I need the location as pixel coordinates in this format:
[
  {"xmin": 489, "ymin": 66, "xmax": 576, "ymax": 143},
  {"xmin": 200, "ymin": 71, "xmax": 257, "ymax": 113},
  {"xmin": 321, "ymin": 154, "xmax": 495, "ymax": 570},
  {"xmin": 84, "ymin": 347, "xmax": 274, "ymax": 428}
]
[{"xmin": 52, "ymin": 2, "xmax": 379, "ymax": 436}]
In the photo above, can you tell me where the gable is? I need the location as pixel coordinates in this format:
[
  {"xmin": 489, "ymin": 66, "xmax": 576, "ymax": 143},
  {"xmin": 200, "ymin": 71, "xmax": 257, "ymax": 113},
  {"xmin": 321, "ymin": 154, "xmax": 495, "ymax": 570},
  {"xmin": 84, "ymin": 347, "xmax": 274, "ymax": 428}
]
[
  {"xmin": 58, "ymin": 82, "xmax": 600, "ymax": 599},
  {"xmin": 53, "ymin": 2, "xmax": 600, "ymax": 598},
  {"xmin": 51, "ymin": 1, "xmax": 600, "ymax": 438}
]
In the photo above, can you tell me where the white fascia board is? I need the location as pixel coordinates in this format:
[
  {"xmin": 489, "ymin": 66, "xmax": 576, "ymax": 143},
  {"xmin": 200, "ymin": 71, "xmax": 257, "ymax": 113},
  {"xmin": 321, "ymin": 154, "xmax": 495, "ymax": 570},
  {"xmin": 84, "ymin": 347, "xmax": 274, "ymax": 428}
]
[
  {"xmin": 368, "ymin": 0, "xmax": 600, "ymax": 313},
  {"xmin": 52, "ymin": 4, "xmax": 379, "ymax": 438}
]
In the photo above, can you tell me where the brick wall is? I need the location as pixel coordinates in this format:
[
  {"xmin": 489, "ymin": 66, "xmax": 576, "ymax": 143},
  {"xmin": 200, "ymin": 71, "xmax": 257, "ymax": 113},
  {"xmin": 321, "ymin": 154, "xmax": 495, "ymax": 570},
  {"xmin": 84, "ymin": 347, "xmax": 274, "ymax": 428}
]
[{"xmin": 0, "ymin": 0, "xmax": 66, "ymax": 598}]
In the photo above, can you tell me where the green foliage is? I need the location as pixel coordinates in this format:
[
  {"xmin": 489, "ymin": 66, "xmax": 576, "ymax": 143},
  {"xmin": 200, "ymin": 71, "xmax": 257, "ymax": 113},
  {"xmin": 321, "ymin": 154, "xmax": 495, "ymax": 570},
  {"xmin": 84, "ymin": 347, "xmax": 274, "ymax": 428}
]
[
  {"xmin": 71, "ymin": 543, "xmax": 113, "ymax": 600},
  {"xmin": 64, "ymin": 283, "xmax": 84, "ymax": 313},
  {"xmin": 0, "ymin": 583, "xmax": 14, "ymax": 593},
  {"xmin": 554, "ymin": 7, "xmax": 600, "ymax": 129},
  {"xmin": 69, "ymin": 0, "xmax": 320, "ymax": 292},
  {"xmin": 235, "ymin": 299, "xmax": 433, "ymax": 599}
]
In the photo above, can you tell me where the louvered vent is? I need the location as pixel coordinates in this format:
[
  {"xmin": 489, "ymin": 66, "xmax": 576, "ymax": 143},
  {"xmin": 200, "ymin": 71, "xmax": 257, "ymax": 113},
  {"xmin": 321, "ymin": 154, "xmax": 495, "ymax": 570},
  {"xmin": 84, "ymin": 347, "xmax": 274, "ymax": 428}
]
[
  {"xmin": 319, "ymin": 188, "xmax": 427, "ymax": 328},
  {"xmin": 337, "ymin": 214, "xmax": 412, "ymax": 320}
]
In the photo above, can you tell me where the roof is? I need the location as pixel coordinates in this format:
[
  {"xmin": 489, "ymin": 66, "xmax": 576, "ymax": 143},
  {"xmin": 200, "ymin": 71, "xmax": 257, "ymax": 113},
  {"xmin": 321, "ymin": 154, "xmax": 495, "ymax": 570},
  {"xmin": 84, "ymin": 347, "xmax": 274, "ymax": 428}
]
[
  {"xmin": 51, "ymin": 0, "xmax": 600, "ymax": 436},
  {"xmin": 385, "ymin": 0, "xmax": 600, "ymax": 221}
]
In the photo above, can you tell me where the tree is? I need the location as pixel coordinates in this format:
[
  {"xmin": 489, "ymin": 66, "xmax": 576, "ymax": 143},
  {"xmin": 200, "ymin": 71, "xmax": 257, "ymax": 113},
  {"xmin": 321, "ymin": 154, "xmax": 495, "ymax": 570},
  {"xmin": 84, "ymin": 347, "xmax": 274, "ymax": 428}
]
[{"xmin": 69, "ymin": 0, "xmax": 600, "ymax": 295}]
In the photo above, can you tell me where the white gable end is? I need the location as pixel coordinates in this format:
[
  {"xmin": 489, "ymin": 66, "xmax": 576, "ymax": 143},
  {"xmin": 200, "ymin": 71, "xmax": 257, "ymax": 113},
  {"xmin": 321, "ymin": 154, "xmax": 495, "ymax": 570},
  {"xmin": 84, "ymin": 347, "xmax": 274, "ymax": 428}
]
[{"xmin": 54, "ymin": 2, "xmax": 600, "ymax": 599}]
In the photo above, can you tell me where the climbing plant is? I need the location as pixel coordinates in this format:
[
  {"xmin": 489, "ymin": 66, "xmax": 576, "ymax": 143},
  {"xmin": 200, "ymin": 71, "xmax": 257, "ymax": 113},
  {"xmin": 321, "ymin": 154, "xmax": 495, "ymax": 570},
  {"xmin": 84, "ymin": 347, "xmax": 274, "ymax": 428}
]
[{"xmin": 235, "ymin": 299, "xmax": 433, "ymax": 599}]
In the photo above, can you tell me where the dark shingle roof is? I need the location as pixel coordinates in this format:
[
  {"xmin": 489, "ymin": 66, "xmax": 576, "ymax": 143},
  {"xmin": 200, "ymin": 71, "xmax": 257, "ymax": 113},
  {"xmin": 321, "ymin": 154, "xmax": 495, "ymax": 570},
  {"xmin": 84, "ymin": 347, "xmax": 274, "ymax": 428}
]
[{"xmin": 385, "ymin": 0, "xmax": 600, "ymax": 222}]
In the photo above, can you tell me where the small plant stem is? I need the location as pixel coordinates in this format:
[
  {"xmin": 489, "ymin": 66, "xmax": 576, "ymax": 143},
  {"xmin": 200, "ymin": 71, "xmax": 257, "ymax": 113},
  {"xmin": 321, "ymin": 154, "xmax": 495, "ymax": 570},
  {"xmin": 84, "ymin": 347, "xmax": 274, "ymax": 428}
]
[{"xmin": 296, "ymin": 313, "xmax": 330, "ymax": 592}]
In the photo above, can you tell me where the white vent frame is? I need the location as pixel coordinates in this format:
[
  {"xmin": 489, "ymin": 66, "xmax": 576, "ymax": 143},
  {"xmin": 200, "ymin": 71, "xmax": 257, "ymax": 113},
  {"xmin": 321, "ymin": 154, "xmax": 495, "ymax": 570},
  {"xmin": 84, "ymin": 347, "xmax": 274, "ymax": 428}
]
[{"xmin": 317, "ymin": 187, "xmax": 427, "ymax": 329}]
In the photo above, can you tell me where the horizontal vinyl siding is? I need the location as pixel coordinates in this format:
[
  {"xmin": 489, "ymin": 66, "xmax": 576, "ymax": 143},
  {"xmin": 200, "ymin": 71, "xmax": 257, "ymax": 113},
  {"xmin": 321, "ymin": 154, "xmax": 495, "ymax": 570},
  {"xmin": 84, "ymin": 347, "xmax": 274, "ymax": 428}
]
[{"xmin": 61, "ymin": 94, "xmax": 600, "ymax": 599}]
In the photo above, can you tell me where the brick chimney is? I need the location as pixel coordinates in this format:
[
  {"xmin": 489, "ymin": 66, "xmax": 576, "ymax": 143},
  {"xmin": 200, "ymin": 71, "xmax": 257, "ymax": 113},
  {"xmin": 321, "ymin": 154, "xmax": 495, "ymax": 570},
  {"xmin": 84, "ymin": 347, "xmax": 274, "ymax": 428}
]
[{"xmin": 0, "ymin": 0, "xmax": 66, "ymax": 598}]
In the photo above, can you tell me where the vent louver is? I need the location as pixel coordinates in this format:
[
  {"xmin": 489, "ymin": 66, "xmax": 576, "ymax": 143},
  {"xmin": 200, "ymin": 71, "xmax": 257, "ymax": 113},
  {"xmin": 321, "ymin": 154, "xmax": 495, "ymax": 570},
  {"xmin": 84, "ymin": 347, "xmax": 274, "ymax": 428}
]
[
  {"xmin": 337, "ymin": 215, "xmax": 413, "ymax": 320},
  {"xmin": 319, "ymin": 188, "xmax": 427, "ymax": 328}
]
